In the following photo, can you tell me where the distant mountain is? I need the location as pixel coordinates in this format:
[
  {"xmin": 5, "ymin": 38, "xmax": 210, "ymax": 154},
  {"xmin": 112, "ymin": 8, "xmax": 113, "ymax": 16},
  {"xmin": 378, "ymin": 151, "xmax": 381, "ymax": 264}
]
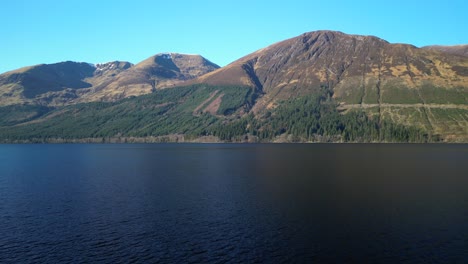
[
  {"xmin": 0, "ymin": 31, "xmax": 466, "ymax": 142},
  {"xmin": 0, "ymin": 54, "xmax": 219, "ymax": 106},
  {"xmin": 423, "ymin": 45, "xmax": 468, "ymax": 57},
  {"xmin": 85, "ymin": 53, "xmax": 219, "ymax": 102},
  {"xmin": 0, "ymin": 61, "xmax": 95, "ymax": 105}
]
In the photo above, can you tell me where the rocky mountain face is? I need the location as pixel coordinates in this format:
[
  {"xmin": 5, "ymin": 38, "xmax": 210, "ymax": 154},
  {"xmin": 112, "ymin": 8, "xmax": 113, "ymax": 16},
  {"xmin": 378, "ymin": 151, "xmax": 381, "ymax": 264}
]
[{"xmin": 0, "ymin": 54, "xmax": 219, "ymax": 106}]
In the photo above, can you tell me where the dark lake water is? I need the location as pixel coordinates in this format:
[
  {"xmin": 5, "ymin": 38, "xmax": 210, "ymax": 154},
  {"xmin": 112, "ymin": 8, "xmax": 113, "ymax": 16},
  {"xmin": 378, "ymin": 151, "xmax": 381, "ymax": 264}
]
[{"xmin": 0, "ymin": 144, "xmax": 467, "ymax": 263}]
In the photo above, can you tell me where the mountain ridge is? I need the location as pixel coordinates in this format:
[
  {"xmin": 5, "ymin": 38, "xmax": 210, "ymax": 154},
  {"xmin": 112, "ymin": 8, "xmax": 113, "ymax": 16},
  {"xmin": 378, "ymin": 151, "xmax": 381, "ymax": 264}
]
[
  {"xmin": 188, "ymin": 30, "xmax": 468, "ymax": 94},
  {"xmin": 0, "ymin": 53, "xmax": 219, "ymax": 106},
  {"xmin": 183, "ymin": 30, "xmax": 467, "ymax": 141},
  {"xmin": 0, "ymin": 30, "xmax": 466, "ymax": 142},
  {"xmin": 422, "ymin": 45, "xmax": 468, "ymax": 57}
]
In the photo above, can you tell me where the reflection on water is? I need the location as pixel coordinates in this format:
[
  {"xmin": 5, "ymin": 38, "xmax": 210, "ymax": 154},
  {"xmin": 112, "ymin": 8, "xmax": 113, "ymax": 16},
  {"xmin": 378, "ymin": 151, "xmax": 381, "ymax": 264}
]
[{"xmin": 0, "ymin": 144, "xmax": 467, "ymax": 262}]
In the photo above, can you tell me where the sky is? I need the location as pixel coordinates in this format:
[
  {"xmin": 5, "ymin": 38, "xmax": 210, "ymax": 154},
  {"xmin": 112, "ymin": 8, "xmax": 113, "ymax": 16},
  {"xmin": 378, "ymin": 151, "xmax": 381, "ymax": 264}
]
[{"xmin": 1, "ymin": 0, "xmax": 467, "ymax": 73}]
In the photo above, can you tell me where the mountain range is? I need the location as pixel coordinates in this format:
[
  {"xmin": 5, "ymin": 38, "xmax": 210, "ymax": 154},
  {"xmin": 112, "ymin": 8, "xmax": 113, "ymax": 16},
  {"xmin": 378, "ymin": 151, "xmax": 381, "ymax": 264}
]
[
  {"xmin": 0, "ymin": 54, "xmax": 219, "ymax": 106},
  {"xmin": 0, "ymin": 30, "xmax": 466, "ymax": 142}
]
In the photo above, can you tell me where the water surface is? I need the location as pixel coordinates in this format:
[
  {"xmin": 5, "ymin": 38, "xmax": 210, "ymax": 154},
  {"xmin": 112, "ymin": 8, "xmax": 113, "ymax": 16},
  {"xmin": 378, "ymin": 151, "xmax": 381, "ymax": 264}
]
[{"xmin": 0, "ymin": 144, "xmax": 467, "ymax": 263}]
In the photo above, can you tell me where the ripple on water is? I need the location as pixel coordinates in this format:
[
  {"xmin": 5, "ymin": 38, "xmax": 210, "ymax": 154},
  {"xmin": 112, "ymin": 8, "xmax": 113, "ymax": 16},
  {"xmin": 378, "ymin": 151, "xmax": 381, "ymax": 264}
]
[{"xmin": 0, "ymin": 144, "xmax": 467, "ymax": 262}]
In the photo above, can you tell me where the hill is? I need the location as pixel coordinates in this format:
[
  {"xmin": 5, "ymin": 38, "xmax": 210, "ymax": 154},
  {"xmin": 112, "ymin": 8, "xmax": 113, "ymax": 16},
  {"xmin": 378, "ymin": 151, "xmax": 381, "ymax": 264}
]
[
  {"xmin": 82, "ymin": 53, "xmax": 220, "ymax": 102},
  {"xmin": 0, "ymin": 31, "xmax": 466, "ymax": 142},
  {"xmin": 187, "ymin": 30, "xmax": 468, "ymax": 141},
  {"xmin": 0, "ymin": 54, "xmax": 219, "ymax": 106},
  {"xmin": 423, "ymin": 45, "xmax": 468, "ymax": 57}
]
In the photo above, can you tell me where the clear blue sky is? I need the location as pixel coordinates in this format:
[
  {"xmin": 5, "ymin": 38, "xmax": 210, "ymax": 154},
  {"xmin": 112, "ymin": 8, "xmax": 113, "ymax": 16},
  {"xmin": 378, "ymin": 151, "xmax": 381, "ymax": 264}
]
[{"xmin": 1, "ymin": 0, "xmax": 467, "ymax": 73}]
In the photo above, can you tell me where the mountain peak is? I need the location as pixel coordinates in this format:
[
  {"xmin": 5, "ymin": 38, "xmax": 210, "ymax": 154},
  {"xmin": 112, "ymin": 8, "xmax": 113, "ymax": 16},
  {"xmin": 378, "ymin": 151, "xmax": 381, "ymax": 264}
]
[
  {"xmin": 136, "ymin": 53, "xmax": 217, "ymax": 69},
  {"xmin": 189, "ymin": 30, "xmax": 468, "ymax": 110},
  {"xmin": 191, "ymin": 30, "xmax": 394, "ymax": 88},
  {"xmin": 157, "ymin": 53, "xmax": 174, "ymax": 60},
  {"xmin": 75, "ymin": 53, "xmax": 220, "ymax": 102},
  {"xmin": 95, "ymin": 61, "xmax": 133, "ymax": 72},
  {"xmin": 0, "ymin": 53, "xmax": 220, "ymax": 106}
]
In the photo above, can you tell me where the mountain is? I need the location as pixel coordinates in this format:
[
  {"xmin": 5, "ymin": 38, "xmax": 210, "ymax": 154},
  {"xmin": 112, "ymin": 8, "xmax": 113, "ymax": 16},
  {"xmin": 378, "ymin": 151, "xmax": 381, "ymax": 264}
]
[
  {"xmin": 0, "ymin": 61, "xmax": 94, "ymax": 106},
  {"xmin": 0, "ymin": 31, "xmax": 466, "ymax": 143},
  {"xmin": 83, "ymin": 53, "xmax": 220, "ymax": 102},
  {"xmin": 0, "ymin": 53, "xmax": 219, "ymax": 106},
  {"xmin": 187, "ymin": 30, "xmax": 468, "ymax": 140},
  {"xmin": 190, "ymin": 31, "xmax": 467, "ymax": 104},
  {"xmin": 423, "ymin": 45, "xmax": 468, "ymax": 57}
]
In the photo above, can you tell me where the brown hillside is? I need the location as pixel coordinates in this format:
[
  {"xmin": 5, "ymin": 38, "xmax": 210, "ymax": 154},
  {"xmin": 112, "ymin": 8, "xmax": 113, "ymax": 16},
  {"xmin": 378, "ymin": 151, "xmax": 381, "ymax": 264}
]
[
  {"xmin": 0, "ymin": 54, "xmax": 219, "ymax": 106},
  {"xmin": 423, "ymin": 45, "xmax": 468, "ymax": 57},
  {"xmin": 75, "ymin": 53, "xmax": 220, "ymax": 102},
  {"xmin": 186, "ymin": 30, "xmax": 468, "ymax": 141},
  {"xmin": 189, "ymin": 30, "xmax": 468, "ymax": 104}
]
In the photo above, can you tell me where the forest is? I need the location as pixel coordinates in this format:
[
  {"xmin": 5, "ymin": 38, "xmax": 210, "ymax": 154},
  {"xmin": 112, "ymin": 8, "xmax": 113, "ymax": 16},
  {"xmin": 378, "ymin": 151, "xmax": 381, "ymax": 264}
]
[{"xmin": 0, "ymin": 84, "xmax": 434, "ymax": 143}]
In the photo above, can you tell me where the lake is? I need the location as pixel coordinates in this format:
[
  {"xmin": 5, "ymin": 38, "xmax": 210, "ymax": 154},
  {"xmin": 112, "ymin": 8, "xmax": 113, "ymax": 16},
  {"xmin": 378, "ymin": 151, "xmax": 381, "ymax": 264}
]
[{"xmin": 0, "ymin": 144, "xmax": 467, "ymax": 263}]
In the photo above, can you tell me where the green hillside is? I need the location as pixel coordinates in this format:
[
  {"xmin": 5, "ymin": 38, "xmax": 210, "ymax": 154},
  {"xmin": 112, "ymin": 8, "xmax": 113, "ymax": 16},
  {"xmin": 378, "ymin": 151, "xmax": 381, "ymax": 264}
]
[
  {"xmin": 0, "ymin": 84, "xmax": 434, "ymax": 143},
  {"xmin": 0, "ymin": 31, "xmax": 466, "ymax": 143}
]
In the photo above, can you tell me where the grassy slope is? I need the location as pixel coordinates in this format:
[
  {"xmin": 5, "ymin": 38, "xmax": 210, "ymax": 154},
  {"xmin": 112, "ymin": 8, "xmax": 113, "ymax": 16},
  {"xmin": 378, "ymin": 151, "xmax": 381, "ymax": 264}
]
[
  {"xmin": 0, "ymin": 85, "xmax": 253, "ymax": 141},
  {"xmin": 0, "ymin": 84, "xmax": 437, "ymax": 143},
  {"xmin": 334, "ymin": 78, "xmax": 467, "ymax": 142}
]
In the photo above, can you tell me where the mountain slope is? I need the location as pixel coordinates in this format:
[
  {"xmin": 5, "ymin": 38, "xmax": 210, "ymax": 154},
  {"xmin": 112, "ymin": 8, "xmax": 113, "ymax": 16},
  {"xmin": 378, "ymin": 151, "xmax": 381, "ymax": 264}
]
[
  {"xmin": 0, "ymin": 84, "xmax": 433, "ymax": 143},
  {"xmin": 82, "ymin": 53, "xmax": 219, "ymax": 102},
  {"xmin": 0, "ymin": 54, "xmax": 219, "ymax": 106},
  {"xmin": 190, "ymin": 31, "xmax": 467, "ymax": 102},
  {"xmin": 0, "ymin": 31, "xmax": 466, "ymax": 142},
  {"xmin": 187, "ymin": 30, "xmax": 468, "ymax": 140},
  {"xmin": 0, "ymin": 61, "xmax": 96, "ymax": 105},
  {"xmin": 423, "ymin": 45, "xmax": 468, "ymax": 57}
]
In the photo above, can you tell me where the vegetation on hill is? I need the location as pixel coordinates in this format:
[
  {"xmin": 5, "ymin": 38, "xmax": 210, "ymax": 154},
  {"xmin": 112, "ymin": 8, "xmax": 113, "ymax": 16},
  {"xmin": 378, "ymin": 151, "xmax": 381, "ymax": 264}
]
[
  {"xmin": 0, "ymin": 31, "xmax": 465, "ymax": 142},
  {"xmin": 0, "ymin": 84, "xmax": 435, "ymax": 143},
  {"xmin": 210, "ymin": 86, "xmax": 433, "ymax": 142}
]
